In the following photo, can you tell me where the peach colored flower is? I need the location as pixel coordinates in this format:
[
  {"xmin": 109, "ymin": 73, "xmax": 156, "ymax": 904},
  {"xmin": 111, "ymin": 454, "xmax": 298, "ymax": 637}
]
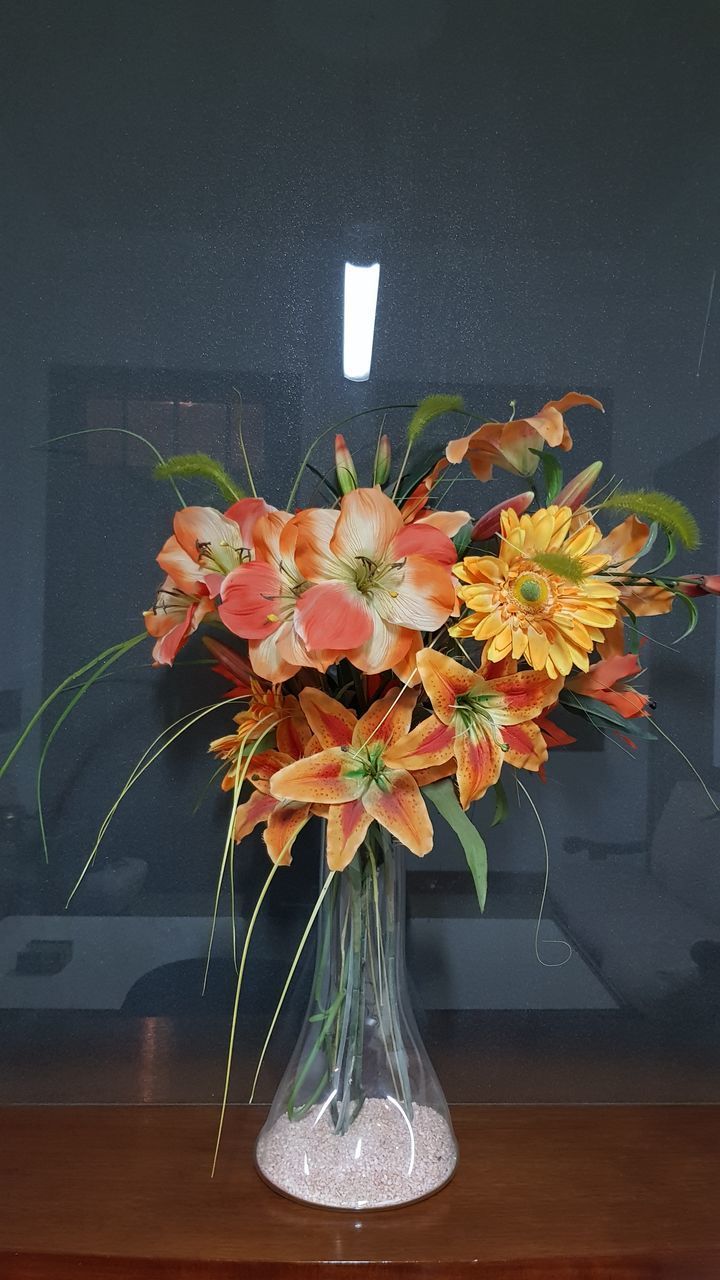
[
  {"xmin": 157, "ymin": 498, "xmax": 274, "ymax": 595},
  {"xmin": 290, "ymin": 488, "xmax": 458, "ymax": 674},
  {"xmin": 446, "ymin": 393, "xmax": 604, "ymax": 482},
  {"xmin": 218, "ymin": 509, "xmax": 335, "ymax": 683},
  {"xmin": 143, "ymin": 576, "xmax": 214, "ymax": 666},
  {"xmin": 210, "ymin": 686, "xmax": 312, "ymax": 789},
  {"xmin": 566, "ymin": 653, "xmax": 649, "ymax": 720},
  {"xmin": 399, "ymin": 458, "xmax": 469, "ymax": 537}
]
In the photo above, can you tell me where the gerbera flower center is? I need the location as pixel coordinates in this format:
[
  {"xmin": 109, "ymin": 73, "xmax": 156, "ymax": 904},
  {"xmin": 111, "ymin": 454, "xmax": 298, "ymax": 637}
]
[{"xmin": 512, "ymin": 571, "xmax": 551, "ymax": 611}]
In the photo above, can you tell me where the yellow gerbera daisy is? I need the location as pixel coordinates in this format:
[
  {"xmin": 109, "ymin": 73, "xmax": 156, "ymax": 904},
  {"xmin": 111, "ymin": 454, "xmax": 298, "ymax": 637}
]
[{"xmin": 451, "ymin": 505, "xmax": 620, "ymax": 678}]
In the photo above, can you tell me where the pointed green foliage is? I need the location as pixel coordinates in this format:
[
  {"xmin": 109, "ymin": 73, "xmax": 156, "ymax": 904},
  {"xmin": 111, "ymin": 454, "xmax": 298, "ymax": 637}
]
[
  {"xmin": 153, "ymin": 453, "xmax": 244, "ymax": 504},
  {"xmin": 406, "ymin": 394, "xmax": 464, "ymax": 444},
  {"xmin": 532, "ymin": 551, "xmax": 586, "ymax": 584},
  {"xmin": 452, "ymin": 522, "xmax": 473, "ymax": 558},
  {"xmin": 560, "ymin": 690, "xmax": 657, "ymax": 740},
  {"xmin": 424, "ymin": 778, "xmax": 487, "ymax": 911},
  {"xmin": 618, "ymin": 602, "xmax": 640, "ymax": 655},
  {"xmin": 529, "ymin": 447, "xmax": 564, "ymax": 503},
  {"xmin": 670, "ymin": 589, "xmax": 698, "ymax": 643},
  {"xmin": 491, "ymin": 779, "xmax": 509, "ymax": 828},
  {"xmin": 599, "ymin": 489, "xmax": 700, "ymax": 551}
]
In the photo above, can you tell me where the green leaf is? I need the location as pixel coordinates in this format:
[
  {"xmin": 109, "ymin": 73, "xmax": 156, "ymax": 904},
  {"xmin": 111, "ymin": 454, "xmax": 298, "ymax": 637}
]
[
  {"xmin": 406, "ymin": 394, "xmax": 464, "ymax": 445},
  {"xmin": 529, "ymin": 448, "xmax": 564, "ymax": 503},
  {"xmin": 670, "ymin": 589, "xmax": 698, "ymax": 643},
  {"xmin": 153, "ymin": 453, "xmax": 244, "ymax": 503},
  {"xmin": 491, "ymin": 779, "xmax": 509, "ymax": 828},
  {"xmin": 532, "ymin": 550, "xmax": 586, "ymax": 584},
  {"xmin": 452, "ymin": 522, "xmax": 473, "ymax": 558},
  {"xmin": 598, "ymin": 489, "xmax": 700, "ymax": 551},
  {"xmin": 560, "ymin": 691, "xmax": 657, "ymax": 740},
  {"xmin": 424, "ymin": 778, "xmax": 487, "ymax": 912},
  {"xmin": 646, "ymin": 530, "xmax": 676, "ymax": 573}
]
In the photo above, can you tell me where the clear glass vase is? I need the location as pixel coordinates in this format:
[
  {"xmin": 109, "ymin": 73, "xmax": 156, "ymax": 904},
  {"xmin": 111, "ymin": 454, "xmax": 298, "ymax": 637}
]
[{"xmin": 255, "ymin": 827, "xmax": 458, "ymax": 1210}]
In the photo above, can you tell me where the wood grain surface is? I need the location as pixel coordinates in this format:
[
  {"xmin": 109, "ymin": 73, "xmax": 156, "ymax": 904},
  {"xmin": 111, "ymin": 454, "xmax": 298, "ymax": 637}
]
[{"xmin": 1, "ymin": 1105, "xmax": 719, "ymax": 1278}]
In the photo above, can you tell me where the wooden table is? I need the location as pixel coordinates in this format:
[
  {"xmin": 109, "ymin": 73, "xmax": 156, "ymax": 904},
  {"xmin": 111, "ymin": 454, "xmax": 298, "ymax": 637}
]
[{"xmin": 2, "ymin": 1105, "xmax": 720, "ymax": 1278}]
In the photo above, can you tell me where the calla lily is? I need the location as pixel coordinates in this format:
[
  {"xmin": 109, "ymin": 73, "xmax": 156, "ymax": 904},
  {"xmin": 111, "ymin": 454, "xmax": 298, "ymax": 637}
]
[
  {"xmin": 471, "ymin": 492, "xmax": 534, "ymax": 541},
  {"xmin": 270, "ymin": 687, "xmax": 435, "ymax": 868},
  {"xmin": 290, "ymin": 488, "xmax": 458, "ymax": 674},
  {"xmin": 391, "ymin": 648, "xmax": 563, "ymax": 809},
  {"xmin": 143, "ymin": 576, "xmax": 214, "ymax": 666},
  {"xmin": 446, "ymin": 393, "xmax": 604, "ymax": 481}
]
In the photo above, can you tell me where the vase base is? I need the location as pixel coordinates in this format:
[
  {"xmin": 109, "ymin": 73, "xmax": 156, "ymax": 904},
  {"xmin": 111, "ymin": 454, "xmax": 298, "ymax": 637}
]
[{"xmin": 255, "ymin": 1098, "xmax": 458, "ymax": 1211}]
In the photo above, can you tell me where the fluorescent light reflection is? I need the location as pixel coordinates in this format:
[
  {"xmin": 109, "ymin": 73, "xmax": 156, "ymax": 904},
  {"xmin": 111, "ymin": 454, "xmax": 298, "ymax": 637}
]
[{"xmin": 343, "ymin": 261, "xmax": 380, "ymax": 382}]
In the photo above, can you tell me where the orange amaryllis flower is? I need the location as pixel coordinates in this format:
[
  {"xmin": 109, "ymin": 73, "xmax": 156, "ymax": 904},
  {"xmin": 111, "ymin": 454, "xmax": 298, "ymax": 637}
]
[
  {"xmin": 399, "ymin": 458, "xmax": 469, "ymax": 537},
  {"xmin": 210, "ymin": 687, "xmax": 312, "ymax": 789},
  {"xmin": 566, "ymin": 653, "xmax": 649, "ymax": 720},
  {"xmin": 446, "ymin": 393, "xmax": 604, "ymax": 481},
  {"xmin": 143, "ymin": 576, "xmax": 214, "ymax": 666},
  {"xmin": 156, "ymin": 498, "xmax": 273, "ymax": 595},
  {"xmin": 291, "ymin": 488, "xmax": 458, "ymax": 674},
  {"xmin": 270, "ymin": 687, "xmax": 434, "ymax": 869},
  {"xmin": 392, "ymin": 649, "xmax": 562, "ymax": 809},
  {"xmin": 452, "ymin": 505, "xmax": 620, "ymax": 677},
  {"xmin": 218, "ymin": 510, "xmax": 335, "ymax": 683}
]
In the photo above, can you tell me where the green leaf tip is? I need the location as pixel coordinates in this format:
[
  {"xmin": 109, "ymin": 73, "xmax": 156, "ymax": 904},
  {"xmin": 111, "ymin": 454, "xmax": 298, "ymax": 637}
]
[
  {"xmin": 599, "ymin": 489, "xmax": 700, "ymax": 551},
  {"xmin": 424, "ymin": 777, "xmax": 487, "ymax": 912},
  {"xmin": 406, "ymin": 394, "xmax": 464, "ymax": 444},
  {"xmin": 532, "ymin": 551, "xmax": 587, "ymax": 584},
  {"xmin": 153, "ymin": 453, "xmax": 244, "ymax": 504}
]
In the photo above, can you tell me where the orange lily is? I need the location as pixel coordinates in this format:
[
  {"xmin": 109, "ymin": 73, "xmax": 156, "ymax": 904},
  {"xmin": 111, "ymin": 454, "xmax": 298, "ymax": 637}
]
[
  {"xmin": 446, "ymin": 393, "xmax": 604, "ymax": 481},
  {"xmin": 232, "ymin": 746, "xmax": 320, "ymax": 866},
  {"xmin": 566, "ymin": 653, "xmax": 649, "ymax": 720},
  {"xmin": 290, "ymin": 487, "xmax": 458, "ymax": 674},
  {"xmin": 270, "ymin": 687, "xmax": 435, "ymax": 869},
  {"xmin": 391, "ymin": 649, "xmax": 562, "ymax": 809},
  {"xmin": 210, "ymin": 686, "xmax": 312, "ymax": 789}
]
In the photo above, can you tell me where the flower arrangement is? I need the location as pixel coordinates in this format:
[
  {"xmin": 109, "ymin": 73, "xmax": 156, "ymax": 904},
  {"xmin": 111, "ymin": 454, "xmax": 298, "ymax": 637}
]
[{"xmin": 5, "ymin": 390, "xmax": 719, "ymax": 1208}]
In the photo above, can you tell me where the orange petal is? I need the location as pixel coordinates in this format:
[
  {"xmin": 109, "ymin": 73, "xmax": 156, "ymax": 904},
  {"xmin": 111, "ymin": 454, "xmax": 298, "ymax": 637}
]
[
  {"xmin": 392, "ymin": 629, "xmax": 424, "ymax": 686},
  {"xmin": 345, "ymin": 615, "xmax": 412, "ymax": 676},
  {"xmin": 294, "ymin": 581, "xmax": 374, "ymax": 650},
  {"xmin": 414, "ymin": 510, "xmax": 470, "ymax": 538},
  {"xmin": 596, "ymin": 515, "xmax": 650, "ymax": 568},
  {"xmin": 454, "ymin": 724, "xmax": 503, "ymax": 808},
  {"xmin": 299, "ymin": 688, "xmax": 356, "ymax": 748},
  {"xmin": 353, "ymin": 688, "xmax": 418, "ymax": 751},
  {"xmin": 224, "ymin": 497, "xmax": 276, "ymax": 548},
  {"xmin": 416, "ymin": 648, "xmax": 476, "ymax": 725},
  {"xmin": 156, "ymin": 535, "xmax": 205, "ymax": 595},
  {"xmin": 363, "ymin": 772, "xmax": 434, "ymax": 856},
  {"xmin": 219, "ymin": 562, "xmax": 282, "ymax": 640},
  {"xmin": 412, "ymin": 758, "xmax": 457, "ymax": 787},
  {"xmin": 248, "ymin": 629, "xmax": 301, "ymax": 683},
  {"xmin": 264, "ymin": 803, "xmax": 312, "ymax": 865},
  {"xmin": 384, "ymin": 714, "xmax": 456, "ymax": 771},
  {"xmin": 330, "ymin": 487, "xmax": 402, "ymax": 562},
  {"xmin": 275, "ymin": 694, "xmax": 313, "ymax": 759},
  {"xmin": 325, "ymin": 800, "xmax": 373, "ymax": 871},
  {"xmin": 288, "ymin": 507, "xmax": 339, "ymax": 581},
  {"xmin": 500, "ymin": 720, "xmax": 548, "ymax": 771},
  {"xmin": 269, "ymin": 747, "xmax": 365, "ymax": 804},
  {"xmin": 482, "ymin": 669, "xmax": 564, "ymax": 725},
  {"xmin": 234, "ymin": 790, "xmax": 278, "ymax": 842},
  {"xmin": 390, "ymin": 522, "xmax": 457, "ymax": 566}
]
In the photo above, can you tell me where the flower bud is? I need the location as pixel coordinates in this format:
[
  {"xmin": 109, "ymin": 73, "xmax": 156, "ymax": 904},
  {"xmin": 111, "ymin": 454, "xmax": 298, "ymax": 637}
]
[
  {"xmin": 334, "ymin": 433, "xmax": 358, "ymax": 494},
  {"xmin": 471, "ymin": 491, "xmax": 534, "ymax": 541},
  {"xmin": 373, "ymin": 433, "xmax": 392, "ymax": 486},
  {"xmin": 555, "ymin": 461, "xmax": 603, "ymax": 511}
]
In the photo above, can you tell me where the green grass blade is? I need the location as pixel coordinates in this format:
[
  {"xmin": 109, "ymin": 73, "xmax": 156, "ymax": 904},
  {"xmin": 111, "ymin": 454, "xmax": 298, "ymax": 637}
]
[
  {"xmin": 211, "ymin": 859, "xmax": 283, "ymax": 1176},
  {"xmin": 41, "ymin": 429, "xmax": 186, "ymax": 505},
  {"xmin": 36, "ymin": 634, "xmax": 146, "ymax": 862},
  {"xmin": 231, "ymin": 389, "xmax": 258, "ymax": 498},
  {"xmin": 248, "ymin": 869, "xmax": 335, "ymax": 1105},
  {"xmin": 0, "ymin": 635, "xmax": 146, "ymax": 783}
]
